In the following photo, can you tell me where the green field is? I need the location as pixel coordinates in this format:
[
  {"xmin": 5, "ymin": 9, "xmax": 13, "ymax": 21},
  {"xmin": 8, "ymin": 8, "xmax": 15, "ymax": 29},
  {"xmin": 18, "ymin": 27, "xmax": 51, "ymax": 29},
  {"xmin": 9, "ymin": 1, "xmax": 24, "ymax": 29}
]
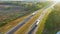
[{"xmin": 42, "ymin": 3, "xmax": 60, "ymax": 34}]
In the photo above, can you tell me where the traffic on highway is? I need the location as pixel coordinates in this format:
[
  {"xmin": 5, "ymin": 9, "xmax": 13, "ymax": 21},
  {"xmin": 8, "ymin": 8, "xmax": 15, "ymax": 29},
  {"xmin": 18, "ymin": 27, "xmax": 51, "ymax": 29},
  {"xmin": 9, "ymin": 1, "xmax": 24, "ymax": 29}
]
[{"xmin": 0, "ymin": 0, "xmax": 60, "ymax": 34}]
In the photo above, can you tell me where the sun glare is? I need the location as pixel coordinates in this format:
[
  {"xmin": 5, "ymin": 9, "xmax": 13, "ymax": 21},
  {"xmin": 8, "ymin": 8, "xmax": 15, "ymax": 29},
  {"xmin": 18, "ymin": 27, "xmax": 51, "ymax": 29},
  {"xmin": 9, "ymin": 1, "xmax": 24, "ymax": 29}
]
[{"xmin": 53, "ymin": 0, "xmax": 60, "ymax": 2}]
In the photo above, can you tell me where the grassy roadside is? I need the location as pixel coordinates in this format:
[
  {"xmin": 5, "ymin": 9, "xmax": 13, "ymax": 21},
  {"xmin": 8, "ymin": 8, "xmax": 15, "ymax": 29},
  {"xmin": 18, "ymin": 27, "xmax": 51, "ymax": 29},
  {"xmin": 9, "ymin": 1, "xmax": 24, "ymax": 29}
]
[
  {"xmin": 14, "ymin": 9, "xmax": 44, "ymax": 34},
  {"xmin": 36, "ymin": 8, "xmax": 52, "ymax": 34},
  {"xmin": 42, "ymin": 8, "xmax": 60, "ymax": 34},
  {"xmin": 0, "ymin": 14, "xmax": 29, "ymax": 34}
]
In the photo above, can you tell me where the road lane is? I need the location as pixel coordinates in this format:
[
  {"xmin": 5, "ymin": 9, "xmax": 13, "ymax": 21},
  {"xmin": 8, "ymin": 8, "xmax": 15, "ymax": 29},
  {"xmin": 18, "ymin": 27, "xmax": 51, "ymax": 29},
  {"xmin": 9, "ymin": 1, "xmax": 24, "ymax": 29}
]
[{"xmin": 28, "ymin": 21, "xmax": 38, "ymax": 34}]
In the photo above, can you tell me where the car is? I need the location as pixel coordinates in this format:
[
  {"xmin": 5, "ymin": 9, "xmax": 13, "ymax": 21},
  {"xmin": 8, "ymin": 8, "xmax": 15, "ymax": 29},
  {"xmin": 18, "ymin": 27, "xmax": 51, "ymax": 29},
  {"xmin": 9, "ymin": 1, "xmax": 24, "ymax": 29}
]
[
  {"xmin": 36, "ymin": 20, "xmax": 40, "ymax": 25},
  {"xmin": 32, "ymin": 11, "xmax": 38, "ymax": 16}
]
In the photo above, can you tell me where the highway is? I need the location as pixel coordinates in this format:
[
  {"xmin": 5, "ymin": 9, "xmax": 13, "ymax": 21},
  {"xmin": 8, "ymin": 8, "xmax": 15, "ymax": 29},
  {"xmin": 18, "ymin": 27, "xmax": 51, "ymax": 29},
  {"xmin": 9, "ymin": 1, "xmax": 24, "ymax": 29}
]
[
  {"xmin": 28, "ymin": 2, "xmax": 58, "ymax": 34},
  {"xmin": 5, "ymin": 8, "xmax": 41, "ymax": 34}
]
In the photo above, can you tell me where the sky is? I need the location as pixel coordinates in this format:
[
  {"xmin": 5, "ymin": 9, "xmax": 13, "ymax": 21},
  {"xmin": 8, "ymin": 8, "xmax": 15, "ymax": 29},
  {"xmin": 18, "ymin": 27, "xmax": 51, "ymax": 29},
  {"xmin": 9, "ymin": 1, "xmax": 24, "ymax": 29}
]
[
  {"xmin": 0, "ymin": 0, "xmax": 46, "ymax": 1},
  {"xmin": 0, "ymin": 0, "xmax": 57, "ymax": 1}
]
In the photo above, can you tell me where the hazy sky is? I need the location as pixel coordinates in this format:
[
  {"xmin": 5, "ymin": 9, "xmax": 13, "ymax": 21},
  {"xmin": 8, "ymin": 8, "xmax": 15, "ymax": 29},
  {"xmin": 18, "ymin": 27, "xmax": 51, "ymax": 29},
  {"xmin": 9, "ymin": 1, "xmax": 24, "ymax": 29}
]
[{"xmin": 0, "ymin": 0, "xmax": 46, "ymax": 1}]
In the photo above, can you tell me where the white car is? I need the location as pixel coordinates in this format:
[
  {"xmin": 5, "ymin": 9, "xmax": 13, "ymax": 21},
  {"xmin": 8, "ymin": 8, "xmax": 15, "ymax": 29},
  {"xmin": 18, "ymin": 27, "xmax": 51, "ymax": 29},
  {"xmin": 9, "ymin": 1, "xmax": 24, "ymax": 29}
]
[
  {"xmin": 32, "ymin": 11, "xmax": 38, "ymax": 16},
  {"xmin": 36, "ymin": 20, "xmax": 40, "ymax": 25}
]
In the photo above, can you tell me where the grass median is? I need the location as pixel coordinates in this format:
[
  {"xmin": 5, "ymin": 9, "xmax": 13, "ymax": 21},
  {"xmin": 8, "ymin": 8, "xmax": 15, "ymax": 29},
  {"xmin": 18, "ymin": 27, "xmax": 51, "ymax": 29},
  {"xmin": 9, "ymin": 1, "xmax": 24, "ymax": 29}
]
[{"xmin": 36, "ymin": 8, "xmax": 52, "ymax": 34}]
